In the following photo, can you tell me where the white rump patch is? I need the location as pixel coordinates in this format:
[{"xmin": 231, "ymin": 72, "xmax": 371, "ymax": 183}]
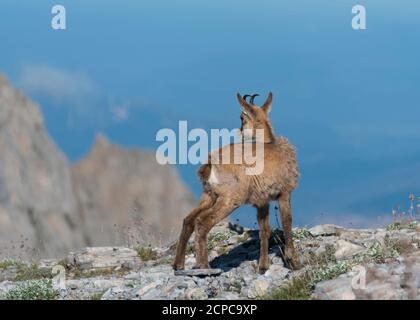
[{"xmin": 208, "ymin": 167, "xmax": 219, "ymax": 185}]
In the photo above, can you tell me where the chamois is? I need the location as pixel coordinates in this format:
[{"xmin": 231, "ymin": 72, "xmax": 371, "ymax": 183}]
[{"xmin": 173, "ymin": 92, "xmax": 300, "ymax": 273}]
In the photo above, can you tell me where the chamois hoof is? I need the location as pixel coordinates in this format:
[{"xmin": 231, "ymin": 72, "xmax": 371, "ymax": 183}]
[
  {"xmin": 285, "ymin": 248, "xmax": 301, "ymax": 270},
  {"xmin": 193, "ymin": 263, "xmax": 210, "ymax": 270},
  {"xmin": 172, "ymin": 262, "xmax": 185, "ymax": 271},
  {"xmin": 258, "ymin": 266, "xmax": 269, "ymax": 275}
]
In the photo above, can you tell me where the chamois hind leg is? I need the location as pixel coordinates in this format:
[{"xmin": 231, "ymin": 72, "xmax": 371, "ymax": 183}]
[
  {"xmin": 173, "ymin": 193, "xmax": 213, "ymax": 270},
  {"xmin": 278, "ymin": 192, "xmax": 300, "ymax": 270},
  {"xmin": 194, "ymin": 196, "xmax": 237, "ymax": 269},
  {"xmin": 257, "ymin": 204, "xmax": 270, "ymax": 274}
]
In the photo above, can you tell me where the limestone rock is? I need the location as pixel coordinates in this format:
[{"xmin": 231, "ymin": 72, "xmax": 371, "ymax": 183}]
[
  {"xmin": 248, "ymin": 278, "xmax": 270, "ymax": 298},
  {"xmin": 313, "ymin": 251, "xmax": 420, "ymax": 300},
  {"xmin": 185, "ymin": 287, "xmax": 208, "ymax": 300},
  {"xmin": 312, "ymin": 276, "xmax": 356, "ymax": 300},
  {"xmin": 264, "ymin": 264, "xmax": 290, "ymax": 280},
  {"xmin": 66, "ymin": 247, "xmax": 142, "ymax": 271},
  {"xmin": 334, "ymin": 240, "xmax": 365, "ymax": 260},
  {"xmin": 309, "ymin": 224, "xmax": 344, "ymax": 237},
  {"xmin": 137, "ymin": 282, "xmax": 159, "ymax": 296},
  {"xmin": 1, "ymin": 204, "xmax": 419, "ymax": 301}
]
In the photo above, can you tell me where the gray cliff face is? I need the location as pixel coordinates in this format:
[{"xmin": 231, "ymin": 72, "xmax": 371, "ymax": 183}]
[
  {"xmin": 0, "ymin": 74, "xmax": 195, "ymax": 259},
  {"xmin": 72, "ymin": 134, "xmax": 196, "ymax": 247},
  {"xmin": 0, "ymin": 75, "xmax": 86, "ymax": 259}
]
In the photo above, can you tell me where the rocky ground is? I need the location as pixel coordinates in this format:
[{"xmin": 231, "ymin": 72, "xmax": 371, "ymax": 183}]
[{"xmin": 0, "ymin": 220, "xmax": 419, "ymax": 300}]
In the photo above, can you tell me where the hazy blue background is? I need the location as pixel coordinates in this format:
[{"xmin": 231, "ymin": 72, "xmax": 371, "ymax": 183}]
[{"xmin": 1, "ymin": 0, "xmax": 419, "ymax": 228}]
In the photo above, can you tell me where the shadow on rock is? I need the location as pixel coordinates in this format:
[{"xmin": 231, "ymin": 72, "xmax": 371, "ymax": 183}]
[{"xmin": 210, "ymin": 229, "xmax": 286, "ymax": 272}]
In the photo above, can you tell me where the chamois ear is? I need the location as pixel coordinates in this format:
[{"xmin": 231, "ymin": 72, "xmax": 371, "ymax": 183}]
[
  {"xmin": 237, "ymin": 93, "xmax": 254, "ymax": 117},
  {"xmin": 261, "ymin": 92, "xmax": 273, "ymax": 114}
]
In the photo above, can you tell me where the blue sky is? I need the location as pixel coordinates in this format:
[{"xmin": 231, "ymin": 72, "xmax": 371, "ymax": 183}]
[{"xmin": 1, "ymin": 0, "xmax": 419, "ymax": 228}]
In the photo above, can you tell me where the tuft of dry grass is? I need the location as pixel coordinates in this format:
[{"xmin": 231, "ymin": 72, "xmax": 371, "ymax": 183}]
[
  {"xmin": 0, "ymin": 260, "xmax": 50, "ymax": 281},
  {"xmin": 262, "ymin": 272, "xmax": 312, "ymax": 300},
  {"xmin": 70, "ymin": 266, "xmax": 130, "ymax": 279},
  {"xmin": 134, "ymin": 245, "xmax": 158, "ymax": 261}
]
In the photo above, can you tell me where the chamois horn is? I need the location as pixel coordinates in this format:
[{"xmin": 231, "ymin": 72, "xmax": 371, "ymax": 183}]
[
  {"xmin": 250, "ymin": 94, "xmax": 260, "ymax": 104},
  {"xmin": 242, "ymin": 94, "xmax": 251, "ymax": 102}
]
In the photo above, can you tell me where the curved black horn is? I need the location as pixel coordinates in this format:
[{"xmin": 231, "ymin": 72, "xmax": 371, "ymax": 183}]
[
  {"xmin": 242, "ymin": 94, "xmax": 251, "ymax": 102},
  {"xmin": 250, "ymin": 94, "xmax": 260, "ymax": 104}
]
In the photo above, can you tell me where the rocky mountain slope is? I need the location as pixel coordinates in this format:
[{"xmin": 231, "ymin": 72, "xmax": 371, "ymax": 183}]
[
  {"xmin": 72, "ymin": 134, "xmax": 195, "ymax": 247},
  {"xmin": 0, "ymin": 221, "xmax": 418, "ymax": 300},
  {"xmin": 0, "ymin": 74, "xmax": 195, "ymax": 260},
  {"xmin": 0, "ymin": 75, "xmax": 87, "ymax": 259}
]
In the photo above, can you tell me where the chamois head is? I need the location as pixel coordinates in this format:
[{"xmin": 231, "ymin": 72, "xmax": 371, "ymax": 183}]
[{"xmin": 237, "ymin": 92, "xmax": 275, "ymax": 143}]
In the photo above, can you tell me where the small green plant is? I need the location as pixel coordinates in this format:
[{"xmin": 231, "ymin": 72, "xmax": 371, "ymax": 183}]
[
  {"xmin": 387, "ymin": 220, "xmax": 418, "ymax": 231},
  {"xmin": 408, "ymin": 220, "xmax": 418, "ymax": 229},
  {"xmin": 0, "ymin": 260, "xmax": 50, "ymax": 281},
  {"xmin": 5, "ymin": 279, "xmax": 58, "ymax": 300},
  {"xmin": 354, "ymin": 241, "xmax": 398, "ymax": 264},
  {"xmin": 135, "ymin": 245, "xmax": 158, "ymax": 261},
  {"xmin": 318, "ymin": 244, "xmax": 337, "ymax": 264},
  {"xmin": 263, "ymin": 245, "xmax": 351, "ymax": 300},
  {"xmin": 292, "ymin": 227, "xmax": 312, "ymax": 240},
  {"xmin": 14, "ymin": 263, "xmax": 50, "ymax": 281},
  {"xmin": 158, "ymin": 256, "xmax": 174, "ymax": 265},
  {"xmin": 207, "ymin": 231, "xmax": 235, "ymax": 251},
  {"xmin": 89, "ymin": 292, "xmax": 105, "ymax": 300},
  {"xmin": 229, "ymin": 280, "xmax": 243, "ymax": 293},
  {"xmin": 386, "ymin": 222, "xmax": 402, "ymax": 231},
  {"xmin": 186, "ymin": 243, "xmax": 195, "ymax": 255},
  {"xmin": 0, "ymin": 259, "xmax": 25, "ymax": 270},
  {"xmin": 303, "ymin": 244, "xmax": 336, "ymax": 267},
  {"xmin": 312, "ymin": 261, "xmax": 351, "ymax": 283},
  {"xmin": 262, "ymin": 260, "xmax": 352, "ymax": 300}
]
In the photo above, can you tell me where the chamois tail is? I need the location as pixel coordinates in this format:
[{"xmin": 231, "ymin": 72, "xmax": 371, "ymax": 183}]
[
  {"xmin": 198, "ymin": 163, "xmax": 211, "ymax": 183},
  {"xmin": 198, "ymin": 154, "xmax": 212, "ymax": 183}
]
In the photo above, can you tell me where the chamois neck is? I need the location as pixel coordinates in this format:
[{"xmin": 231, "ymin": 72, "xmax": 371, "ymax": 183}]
[{"xmin": 263, "ymin": 122, "xmax": 276, "ymax": 143}]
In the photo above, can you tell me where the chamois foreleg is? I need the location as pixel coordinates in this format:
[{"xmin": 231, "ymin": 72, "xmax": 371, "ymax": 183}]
[
  {"xmin": 257, "ymin": 204, "xmax": 270, "ymax": 274},
  {"xmin": 278, "ymin": 192, "xmax": 300, "ymax": 269}
]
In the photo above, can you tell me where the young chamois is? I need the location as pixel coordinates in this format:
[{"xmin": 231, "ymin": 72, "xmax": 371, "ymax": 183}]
[{"xmin": 173, "ymin": 92, "xmax": 300, "ymax": 274}]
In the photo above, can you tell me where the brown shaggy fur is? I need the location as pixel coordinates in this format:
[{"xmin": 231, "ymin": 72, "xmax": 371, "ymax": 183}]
[{"xmin": 173, "ymin": 92, "xmax": 300, "ymax": 273}]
